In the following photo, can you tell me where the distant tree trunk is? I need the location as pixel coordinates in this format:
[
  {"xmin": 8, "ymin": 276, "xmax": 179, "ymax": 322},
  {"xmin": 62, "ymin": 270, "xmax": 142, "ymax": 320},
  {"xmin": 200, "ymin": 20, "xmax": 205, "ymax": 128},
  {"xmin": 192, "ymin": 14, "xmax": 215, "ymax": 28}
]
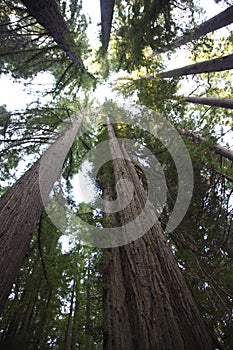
[
  {"xmin": 0, "ymin": 115, "xmax": 82, "ymax": 312},
  {"xmin": 157, "ymin": 54, "xmax": 233, "ymax": 78},
  {"xmin": 20, "ymin": 276, "xmax": 43, "ymax": 331},
  {"xmin": 100, "ymin": 0, "xmax": 115, "ymax": 53},
  {"xmin": 0, "ymin": 264, "xmax": 43, "ymax": 346},
  {"xmin": 21, "ymin": 0, "xmax": 84, "ymax": 68},
  {"xmin": 178, "ymin": 128, "xmax": 233, "ymax": 162},
  {"xmin": 65, "ymin": 276, "xmax": 76, "ymax": 350},
  {"xmin": 102, "ymin": 120, "xmax": 217, "ymax": 350},
  {"xmin": 36, "ymin": 289, "xmax": 53, "ymax": 348},
  {"xmin": 71, "ymin": 276, "xmax": 81, "ymax": 350},
  {"xmin": 184, "ymin": 96, "xmax": 233, "ymax": 109},
  {"xmin": 85, "ymin": 260, "xmax": 92, "ymax": 350},
  {"xmin": 155, "ymin": 5, "xmax": 233, "ymax": 53}
]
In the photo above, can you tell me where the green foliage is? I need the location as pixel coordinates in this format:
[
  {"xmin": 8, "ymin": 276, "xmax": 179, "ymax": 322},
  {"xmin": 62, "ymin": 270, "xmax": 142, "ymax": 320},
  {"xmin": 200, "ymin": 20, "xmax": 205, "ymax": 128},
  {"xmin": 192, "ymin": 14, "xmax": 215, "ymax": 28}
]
[
  {"xmin": 0, "ymin": 0, "xmax": 95, "ymax": 94},
  {"xmin": 0, "ymin": 213, "xmax": 103, "ymax": 349},
  {"xmin": 0, "ymin": 99, "xmax": 79, "ymax": 192},
  {"xmin": 108, "ymin": 0, "xmax": 176, "ymax": 72},
  {"xmin": 104, "ymin": 0, "xmax": 201, "ymax": 74},
  {"xmin": 0, "ymin": 0, "xmax": 233, "ymax": 349}
]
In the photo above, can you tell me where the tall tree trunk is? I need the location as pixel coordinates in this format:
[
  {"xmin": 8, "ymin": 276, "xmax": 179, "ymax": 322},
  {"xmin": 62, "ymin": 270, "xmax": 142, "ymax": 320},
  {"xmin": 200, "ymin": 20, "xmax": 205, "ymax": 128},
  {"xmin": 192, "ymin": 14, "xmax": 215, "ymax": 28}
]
[
  {"xmin": 100, "ymin": 0, "xmax": 115, "ymax": 53},
  {"xmin": 157, "ymin": 54, "xmax": 233, "ymax": 78},
  {"xmin": 0, "ymin": 115, "xmax": 82, "ymax": 312},
  {"xmin": 21, "ymin": 0, "xmax": 84, "ymax": 68},
  {"xmin": 184, "ymin": 96, "xmax": 233, "ymax": 109},
  {"xmin": 155, "ymin": 5, "xmax": 233, "ymax": 53},
  {"xmin": 20, "ymin": 275, "xmax": 43, "ymax": 331},
  {"xmin": 65, "ymin": 275, "xmax": 76, "ymax": 350},
  {"xmin": 2, "ymin": 252, "xmax": 39, "ymax": 337},
  {"xmin": 85, "ymin": 260, "xmax": 92, "ymax": 350},
  {"xmin": 102, "ymin": 120, "xmax": 217, "ymax": 350},
  {"xmin": 71, "ymin": 276, "xmax": 81, "ymax": 350},
  {"xmin": 178, "ymin": 128, "xmax": 233, "ymax": 162}
]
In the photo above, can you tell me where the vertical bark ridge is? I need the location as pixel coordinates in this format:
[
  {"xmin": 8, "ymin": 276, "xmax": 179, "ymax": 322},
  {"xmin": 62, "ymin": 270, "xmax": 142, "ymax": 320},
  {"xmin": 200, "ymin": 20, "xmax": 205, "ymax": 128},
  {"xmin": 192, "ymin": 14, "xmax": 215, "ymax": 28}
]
[
  {"xmin": 0, "ymin": 115, "xmax": 82, "ymax": 312},
  {"xmin": 103, "ymin": 119, "xmax": 216, "ymax": 349}
]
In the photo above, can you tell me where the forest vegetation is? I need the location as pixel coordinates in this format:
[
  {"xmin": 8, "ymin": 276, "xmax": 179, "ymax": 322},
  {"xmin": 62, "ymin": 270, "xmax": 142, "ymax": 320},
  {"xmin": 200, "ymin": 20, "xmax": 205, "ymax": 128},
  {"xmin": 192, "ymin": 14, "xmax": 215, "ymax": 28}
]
[{"xmin": 0, "ymin": 0, "xmax": 232, "ymax": 349}]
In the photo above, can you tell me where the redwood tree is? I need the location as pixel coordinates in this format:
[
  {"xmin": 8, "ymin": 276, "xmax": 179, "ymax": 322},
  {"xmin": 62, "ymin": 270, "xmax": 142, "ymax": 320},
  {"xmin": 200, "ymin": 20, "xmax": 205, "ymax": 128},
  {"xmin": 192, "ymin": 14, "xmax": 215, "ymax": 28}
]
[
  {"xmin": 157, "ymin": 54, "xmax": 233, "ymax": 78},
  {"xmin": 0, "ymin": 115, "xmax": 82, "ymax": 311},
  {"xmin": 100, "ymin": 0, "xmax": 115, "ymax": 53},
  {"xmin": 65, "ymin": 275, "xmax": 77, "ymax": 350},
  {"xmin": 178, "ymin": 127, "xmax": 233, "ymax": 162},
  {"xmin": 21, "ymin": 0, "xmax": 84, "ymax": 68},
  {"xmin": 184, "ymin": 96, "xmax": 233, "ymax": 109},
  {"xmin": 102, "ymin": 120, "xmax": 217, "ymax": 350},
  {"xmin": 155, "ymin": 5, "xmax": 233, "ymax": 53}
]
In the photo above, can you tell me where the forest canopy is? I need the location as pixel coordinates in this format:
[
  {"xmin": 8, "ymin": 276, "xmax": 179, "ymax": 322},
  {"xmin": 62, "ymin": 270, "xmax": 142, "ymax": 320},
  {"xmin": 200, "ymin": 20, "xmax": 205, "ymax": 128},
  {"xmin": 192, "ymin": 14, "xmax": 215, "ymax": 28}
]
[{"xmin": 0, "ymin": 0, "xmax": 232, "ymax": 349}]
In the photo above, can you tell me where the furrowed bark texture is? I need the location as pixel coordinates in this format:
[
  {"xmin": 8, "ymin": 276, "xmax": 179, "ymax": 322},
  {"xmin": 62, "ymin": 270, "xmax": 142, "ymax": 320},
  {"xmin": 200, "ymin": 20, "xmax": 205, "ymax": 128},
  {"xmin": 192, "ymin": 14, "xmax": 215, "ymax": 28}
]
[
  {"xmin": 21, "ymin": 0, "xmax": 84, "ymax": 68},
  {"xmin": 156, "ymin": 5, "xmax": 233, "ymax": 53},
  {"xmin": 0, "ymin": 116, "xmax": 82, "ymax": 312},
  {"xmin": 103, "ymin": 120, "xmax": 216, "ymax": 350},
  {"xmin": 184, "ymin": 96, "xmax": 233, "ymax": 109},
  {"xmin": 157, "ymin": 54, "xmax": 233, "ymax": 78}
]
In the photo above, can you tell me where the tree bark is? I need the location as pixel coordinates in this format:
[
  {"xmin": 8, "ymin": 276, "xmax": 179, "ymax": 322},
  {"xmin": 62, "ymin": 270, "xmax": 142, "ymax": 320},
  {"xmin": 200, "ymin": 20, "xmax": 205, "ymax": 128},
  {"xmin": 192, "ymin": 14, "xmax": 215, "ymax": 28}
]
[
  {"xmin": 157, "ymin": 54, "xmax": 233, "ymax": 78},
  {"xmin": 85, "ymin": 260, "xmax": 92, "ymax": 350},
  {"xmin": 102, "ymin": 120, "xmax": 217, "ymax": 350},
  {"xmin": 71, "ymin": 274, "xmax": 81, "ymax": 350},
  {"xmin": 0, "ymin": 115, "xmax": 82, "ymax": 312},
  {"xmin": 21, "ymin": 0, "xmax": 84, "ymax": 68},
  {"xmin": 184, "ymin": 96, "xmax": 233, "ymax": 109},
  {"xmin": 100, "ymin": 0, "xmax": 115, "ymax": 53},
  {"xmin": 155, "ymin": 5, "xmax": 233, "ymax": 53},
  {"xmin": 65, "ymin": 275, "xmax": 76, "ymax": 350},
  {"xmin": 178, "ymin": 128, "xmax": 233, "ymax": 162}
]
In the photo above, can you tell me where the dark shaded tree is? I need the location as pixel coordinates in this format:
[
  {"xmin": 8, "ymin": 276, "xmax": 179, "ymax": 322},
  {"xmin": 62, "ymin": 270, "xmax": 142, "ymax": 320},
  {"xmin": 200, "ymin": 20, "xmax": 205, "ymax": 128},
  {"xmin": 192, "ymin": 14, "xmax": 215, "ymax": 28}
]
[
  {"xmin": 21, "ymin": 0, "xmax": 84, "ymax": 68},
  {"xmin": 100, "ymin": 0, "xmax": 115, "ymax": 53},
  {"xmin": 155, "ymin": 5, "xmax": 233, "ymax": 53},
  {"xmin": 0, "ymin": 1, "xmax": 92, "ymax": 94},
  {"xmin": 184, "ymin": 96, "xmax": 233, "ymax": 109},
  {"xmin": 158, "ymin": 53, "xmax": 233, "ymax": 78}
]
